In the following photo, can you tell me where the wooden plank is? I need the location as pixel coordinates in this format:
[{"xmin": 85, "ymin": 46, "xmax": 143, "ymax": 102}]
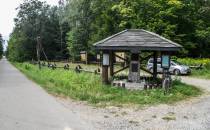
[
  {"xmin": 140, "ymin": 67, "xmax": 153, "ymax": 75},
  {"xmin": 109, "ymin": 51, "xmax": 114, "ymax": 77},
  {"xmin": 102, "ymin": 66, "xmax": 109, "ymax": 84},
  {"xmin": 113, "ymin": 65, "xmax": 129, "ymax": 75},
  {"xmin": 114, "ymin": 54, "xmax": 129, "ymax": 62}
]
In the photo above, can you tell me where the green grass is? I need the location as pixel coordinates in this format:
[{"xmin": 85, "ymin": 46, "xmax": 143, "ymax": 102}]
[
  {"xmin": 191, "ymin": 68, "xmax": 210, "ymax": 79},
  {"xmin": 177, "ymin": 58, "xmax": 210, "ymax": 66},
  {"xmin": 177, "ymin": 58, "xmax": 210, "ymax": 79},
  {"xmin": 14, "ymin": 62, "xmax": 202, "ymax": 107}
]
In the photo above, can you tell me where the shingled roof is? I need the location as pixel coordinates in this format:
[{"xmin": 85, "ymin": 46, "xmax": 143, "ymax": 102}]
[{"xmin": 94, "ymin": 29, "xmax": 182, "ymax": 51}]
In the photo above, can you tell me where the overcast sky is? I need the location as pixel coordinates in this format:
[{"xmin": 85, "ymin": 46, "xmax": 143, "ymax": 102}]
[{"xmin": 0, "ymin": 0, "xmax": 59, "ymax": 41}]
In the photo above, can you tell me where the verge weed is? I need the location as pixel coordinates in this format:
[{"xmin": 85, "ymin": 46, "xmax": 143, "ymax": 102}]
[{"xmin": 14, "ymin": 63, "xmax": 202, "ymax": 107}]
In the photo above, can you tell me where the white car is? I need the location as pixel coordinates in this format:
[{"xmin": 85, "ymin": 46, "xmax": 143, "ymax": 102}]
[{"xmin": 147, "ymin": 58, "xmax": 191, "ymax": 75}]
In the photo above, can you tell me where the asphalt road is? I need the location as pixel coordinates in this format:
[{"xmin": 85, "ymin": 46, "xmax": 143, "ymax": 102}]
[{"xmin": 0, "ymin": 58, "xmax": 93, "ymax": 130}]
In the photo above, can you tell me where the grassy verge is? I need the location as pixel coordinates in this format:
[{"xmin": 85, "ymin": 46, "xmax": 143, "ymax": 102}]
[
  {"xmin": 14, "ymin": 62, "xmax": 202, "ymax": 107},
  {"xmin": 177, "ymin": 58, "xmax": 210, "ymax": 79},
  {"xmin": 190, "ymin": 68, "xmax": 210, "ymax": 79}
]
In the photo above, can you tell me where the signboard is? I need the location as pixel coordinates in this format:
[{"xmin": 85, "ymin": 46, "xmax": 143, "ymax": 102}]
[
  {"xmin": 103, "ymin": 53, "xmax": 109, "ymax": 66},
  {"xmin": 131, "ymin": 63, "xmax": 138, "ymax": 72},
  {"xmin": 97, "ymin": 54, "xmax": 101, "ymax": 60},
  {"xmin": 161, "ymin": 55, "xmax": 170, "ymax": 69}
]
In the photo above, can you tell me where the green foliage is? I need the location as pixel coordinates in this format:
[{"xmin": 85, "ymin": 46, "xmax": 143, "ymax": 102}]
[
  {"xmin": 191, "ymin": 67, "xmax": 210, "ymax": 79},
  {"xmin": 62, "ymin": 0, "xmax": 210, "ymax": 58},
  {"xmin": 177, "ymin": 58, "xmax": 210, "ymax": 79},
  {"xmin": 7, "ymin": 31, "xmax": 28, "ymax": 62},
  {"xmin": 7, "ymin": 0, "xmax": 69, "ymax": 62},
  {"xmin": 14, "ymin": 63, "xmax": 201, "ymax": 106},
  {"xmin": 65, "ymin": 0, "xmax": 95, "ymax": 60},
  {"xmin": 7, "ymin": 0, "xmax": 210, "ymax": 61},
  {"xmin": 177, "ymin": 58, "xmax": 210, "ymax": 66}
]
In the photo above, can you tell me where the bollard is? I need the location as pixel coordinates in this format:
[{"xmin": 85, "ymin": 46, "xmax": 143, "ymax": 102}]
[
  {"xmin": 144, "ymin": 84, "xmax": 147, "ymax": 90},
  {"xmin": 149, "ymin": 84, "xmax": 153, "ymax": 89},
  {"xmin": 122, "ymin": 83, "xmax": 125, "ymax": 89}
]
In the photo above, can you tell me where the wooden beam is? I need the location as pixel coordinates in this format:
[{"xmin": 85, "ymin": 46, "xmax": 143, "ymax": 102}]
[
  {"xmin": 85, "ymin": 51, "xmax": 88, "ymax": 65},
  {"xmin": 102, "ymin": 66, "xmax": 109, "ymax": 84},
  {"xmin": 114, "ymin": 54, "xmax": 129, "ymax": 62},
  {"xmin": 153, "ymin": 51, "xmax": 158, "ymax": 79},
  {"xmin": 113, "ymin": 65, "xmax": 129, "ymax": 75},
  {"xmin": 102, "ymin": 51, "xmax": 110, "ymax": 84},
  {"xmin": 36, "ymin": 36, "xmax": 41, "ymax": 70},
  {"xmin": 110, "ymin": 51, "xmax": 114, "ymax": 77},
  {"xmin": 140, "ymin": 67, "xmax": 153, "ymax": 75}
]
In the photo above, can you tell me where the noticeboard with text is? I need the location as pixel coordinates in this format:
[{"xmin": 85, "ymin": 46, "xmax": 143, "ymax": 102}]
[{"xmin": 161, "ymin": 55, "xmax": 170, "ymax": 69}]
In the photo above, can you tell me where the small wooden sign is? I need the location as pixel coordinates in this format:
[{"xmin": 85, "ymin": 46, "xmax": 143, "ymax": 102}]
[{"xmin": 103, "ymin": 53, "xmax": 109, "ymax": 66}]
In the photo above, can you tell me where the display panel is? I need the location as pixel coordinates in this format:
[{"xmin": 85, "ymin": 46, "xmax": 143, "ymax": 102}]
[{"xmin": 161, "ymin": 55, "xmax": 170, "ymax": 69}]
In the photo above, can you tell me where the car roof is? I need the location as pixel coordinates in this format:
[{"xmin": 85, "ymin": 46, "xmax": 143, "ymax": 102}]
[{"xmin": 148, "ymin": 58, "xmax": 161, "ymax": 61}]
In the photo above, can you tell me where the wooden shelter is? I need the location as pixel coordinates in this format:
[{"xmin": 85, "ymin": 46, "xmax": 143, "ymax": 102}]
[{"xmin": 94, "ymin": 29, "xmax": 182, "ymax": 84}]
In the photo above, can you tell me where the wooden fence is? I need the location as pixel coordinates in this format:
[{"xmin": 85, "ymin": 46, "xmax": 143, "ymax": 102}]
[{"xmin": 31, "ymin": 61, "xmax": 101, "ymax": 75}]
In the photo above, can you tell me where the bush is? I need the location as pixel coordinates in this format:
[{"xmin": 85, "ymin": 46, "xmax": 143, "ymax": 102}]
[
  {"xmin": 177, "ymin": 58, "xmax": 210, "ymax": 79},
  {"xmin": 177, "ymin": 58, "xmax": 210, "ymax": 68}
]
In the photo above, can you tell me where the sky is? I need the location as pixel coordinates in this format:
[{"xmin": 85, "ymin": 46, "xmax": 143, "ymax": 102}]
[{"xmin": 0, "ymin": 0, "xmax": 59, "ymax": 49}]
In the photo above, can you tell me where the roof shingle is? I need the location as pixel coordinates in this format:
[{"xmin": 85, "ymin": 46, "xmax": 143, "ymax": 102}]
[{"xmin": 94, "ymin": 29, "xmax": 182, "ymax": 51}]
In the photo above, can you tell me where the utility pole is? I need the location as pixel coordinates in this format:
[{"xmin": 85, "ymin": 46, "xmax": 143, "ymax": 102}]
[{"xmin": 36, "ymin": 36, "xmax": 41, "ymax": 70}]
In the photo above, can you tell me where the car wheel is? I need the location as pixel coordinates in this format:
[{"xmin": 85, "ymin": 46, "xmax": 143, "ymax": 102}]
[{"xmin": 174, "ymin": 69, "xmax": 180, "ymax": 75}]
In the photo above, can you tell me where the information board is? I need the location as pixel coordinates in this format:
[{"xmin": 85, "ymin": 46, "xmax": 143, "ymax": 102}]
[{"xmin": 161, "ymin": 55, "xmax": 170, "ymax": 69}]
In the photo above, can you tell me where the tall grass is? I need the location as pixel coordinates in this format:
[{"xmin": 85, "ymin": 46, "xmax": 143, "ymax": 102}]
[
  {"xmin": 14, "ymin": 63, "xmax": 202, "ymax": 106},
  {"xmin": 177, "ymin": 58, "xmax": 210, "ymax": 79},
  {"xmin": 177, "ymin": 58, "xmax": 210, "ymax": 66}
]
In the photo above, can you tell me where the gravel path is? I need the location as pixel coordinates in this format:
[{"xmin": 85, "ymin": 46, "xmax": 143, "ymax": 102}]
[
  {"xmin": 181, "ymin": 76, "xmax": 210, "ymax": 91},
  {"xmin": 57, "ymin": 77, "xmax": 210, "ymax": 130}
]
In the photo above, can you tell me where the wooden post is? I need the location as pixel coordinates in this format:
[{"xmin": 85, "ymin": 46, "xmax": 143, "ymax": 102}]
[
  {"xmin": 85, "ymin": 51, "xmax": 88, "ymax": 65},
  {"xmin": 153, "ymin": 51, "xmax": 157, "ymax": 80},
  {"xmin": 102, "ymin": 66, "xmax": 109, "ymax": 84},
  {"xmin": 36, "ymin": 36, "xmax": 41, "ymax": 70},
  {"xmin": 128, "ymin": 52, "xmax": 140, "ymax": 82},
  {"xmin": 102, "ymin": 51, "xmax": 110, "ymax": 84},
  {"xmin": 109, "ymin": 51, "xmax": 114, "ymax": 77}
]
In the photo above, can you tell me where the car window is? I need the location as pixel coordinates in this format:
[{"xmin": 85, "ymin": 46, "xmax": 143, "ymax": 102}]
[
  {"xmin": 149, "ymin": 59, "xmax": 153, "ymax": 63},
  {"xmin": 149, "ymin": 59, "xmax": 161, "ymax": 64},
  {"xmin": 171, "ymin": 62, "xmax": 175, "ymax": 66}
]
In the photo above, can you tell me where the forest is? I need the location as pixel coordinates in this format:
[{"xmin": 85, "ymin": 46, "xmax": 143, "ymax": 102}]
[
  {"xmin": 6, "ymin": 0, "xmax": 210, "ymax": 62},
  {"xmin": 0, "ymin": 34, "xmax": 3, "ymax": 58}
]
